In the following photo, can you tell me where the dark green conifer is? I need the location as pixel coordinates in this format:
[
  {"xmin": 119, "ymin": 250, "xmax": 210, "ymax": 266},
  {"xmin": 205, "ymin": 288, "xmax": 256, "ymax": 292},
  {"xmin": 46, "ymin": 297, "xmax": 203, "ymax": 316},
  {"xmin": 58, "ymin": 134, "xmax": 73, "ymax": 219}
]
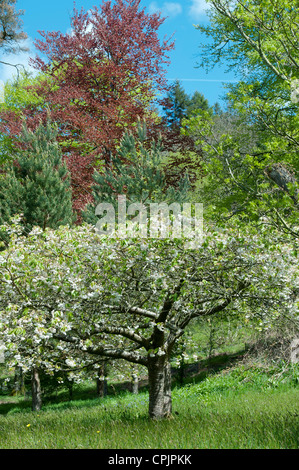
[
  {"xmin": 82, "ymin": 121, "xmax": 190, "ymax": 226},
  {"xmin": 0, "ymin": 118, "xmax": 74, "ymax": 234},
  {"xmin": 163, "ymin": 80, "xmax": 191, "ymax": 128},
  {"xmin": 187, "ymin": 91, "xmax": 210, "ymax": 116}
]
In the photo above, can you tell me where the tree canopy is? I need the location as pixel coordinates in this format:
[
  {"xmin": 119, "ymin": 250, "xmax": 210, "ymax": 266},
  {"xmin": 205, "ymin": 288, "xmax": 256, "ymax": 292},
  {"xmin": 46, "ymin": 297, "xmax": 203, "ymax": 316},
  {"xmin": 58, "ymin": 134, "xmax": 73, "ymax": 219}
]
[
  {"xmin": 0, "ymin": 222, "xmax": 297, "ymax": 418},
  {"xmin": 0, "ymin": 0, "xmax": 27, "ymax": 55},
  {"xmin": 185, "ymin": 0, "xmax": 299, "ymax": 239}
]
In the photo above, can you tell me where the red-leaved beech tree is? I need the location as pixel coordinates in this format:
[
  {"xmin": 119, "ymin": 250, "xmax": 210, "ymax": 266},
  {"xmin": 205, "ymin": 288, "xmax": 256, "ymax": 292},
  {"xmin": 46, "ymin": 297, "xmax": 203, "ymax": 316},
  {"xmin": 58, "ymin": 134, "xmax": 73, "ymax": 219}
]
[{"xmin": 0, "ymin": 0, "xmax": 175, "ymax": 212}]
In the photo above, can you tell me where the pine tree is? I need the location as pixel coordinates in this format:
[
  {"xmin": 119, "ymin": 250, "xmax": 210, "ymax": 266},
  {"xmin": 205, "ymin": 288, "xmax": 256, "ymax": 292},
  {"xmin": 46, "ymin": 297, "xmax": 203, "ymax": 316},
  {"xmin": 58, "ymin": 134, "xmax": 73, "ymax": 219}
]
[
  {"xmin": 187, "ymin": 91, "xmax": 210, "ymax": 116},
  {"xmin": 82, "ymin": 121, "xmax": 190, "ymax": 225},
  {"xmin": 212, "ymin": 102, "xmax": 222, "ymax": 116},
  {"xmin": 163, "ymin": 80, "xmax": 191, "ymax": 129},
  {"xmin": 163, "ymin": 81, "xmax": 213, "ymax": 126},
  {"xmin": 0, "ymin": 118, "xmax": 74, "ymax": 234}
]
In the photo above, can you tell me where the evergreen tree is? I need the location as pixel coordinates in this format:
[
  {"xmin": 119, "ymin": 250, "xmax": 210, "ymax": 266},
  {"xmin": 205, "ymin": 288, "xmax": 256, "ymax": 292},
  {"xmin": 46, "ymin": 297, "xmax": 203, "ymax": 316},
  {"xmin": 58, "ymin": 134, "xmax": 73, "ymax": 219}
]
[
  {"xmin": 212, "ymin": 102, "xmax": 222, "ymax": 116},
  {"xmin": 187, "ymin": 90, "xmax": 210, "ymax": 116},
  {"xmin": 83, "ymin": 121, "xmax": 190, "ymax": 225},
  {"xmin": 163, "ymin": 80, "xmax": 191, "ymax": 128},
  {"xmin": 0, "ymin": 118, "xmax": 74, "ymax": 235},
  {"xmin": 163, "ymin": 81, "xmax": 213, "ymax": 127}
]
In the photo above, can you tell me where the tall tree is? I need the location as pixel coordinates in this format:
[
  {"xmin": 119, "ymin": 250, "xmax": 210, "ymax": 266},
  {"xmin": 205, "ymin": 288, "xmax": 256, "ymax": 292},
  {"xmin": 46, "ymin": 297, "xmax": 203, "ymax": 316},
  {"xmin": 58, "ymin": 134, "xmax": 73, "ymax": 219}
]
[
  {"xmin": 0, "ymin": 0, "xmax": 27, "ymax": 55},
  {"xmin": 163, "ymin": 80, "xmax": 191, "ymax": 128},
  {"xmin": 0, "ymin": 0, "xmax": 28, "ymax": 75},
  {"xmin": 0, "ymin": 223, "xmax": 297, "ymax": 418},
  {"xmin": 0, "ymin": 0, "xmax": 175, "ymax": 213},
  {"xmin": 191, "ymin": 0, "xmax": 299, "ymax": 239},
  {"xmin": 187, "ymin": 90, "xmax": 210, "ymax": 116},
  {"xmin": 163, "ymin": 81, "xmax": 212, "ymax": 128},
  {"xmin": 83, "ymin": 120, "xmax": 190, "ymax": 226}
]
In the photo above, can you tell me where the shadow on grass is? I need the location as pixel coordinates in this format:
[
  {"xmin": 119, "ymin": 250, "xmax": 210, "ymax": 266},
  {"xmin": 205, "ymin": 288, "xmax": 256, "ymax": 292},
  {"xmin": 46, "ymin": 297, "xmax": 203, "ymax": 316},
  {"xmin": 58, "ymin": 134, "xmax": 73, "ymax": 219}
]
[
  {"xmin": 0, "ymin": 349, "xmax": 246, "ymax": 416},
  {"xmin": 172, "ymin": 348, "xmax": 246, "ymax": 387},
  {"xmin": 0, "ymin": 387, "xmax": 149, "ymax": 416},
  {"xmin": 0, "ymin": 399, "xmax": 32, "ymax": 415}
]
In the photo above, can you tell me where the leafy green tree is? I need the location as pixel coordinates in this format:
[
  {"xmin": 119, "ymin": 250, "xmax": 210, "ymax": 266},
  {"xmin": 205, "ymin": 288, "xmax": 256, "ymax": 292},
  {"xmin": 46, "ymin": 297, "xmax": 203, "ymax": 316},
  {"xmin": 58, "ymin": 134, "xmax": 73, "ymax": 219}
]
[
  {"xmin": 0, "ymin": 117, "xmax": 74, "ymax": 235},
  {"xmin": 0, "ymin": 71, "xmax": 46, "ymax": 165},
  {"xmin": 182, "ymin": 105, "xmax": 262, "ymax": 219},
  {"xmin": 196, "ymin": 0, "xmax": 299, "ymax": 84},
  {"xmin": 190, "ymin": 0, "xmax": 299, "ymax": 239}
]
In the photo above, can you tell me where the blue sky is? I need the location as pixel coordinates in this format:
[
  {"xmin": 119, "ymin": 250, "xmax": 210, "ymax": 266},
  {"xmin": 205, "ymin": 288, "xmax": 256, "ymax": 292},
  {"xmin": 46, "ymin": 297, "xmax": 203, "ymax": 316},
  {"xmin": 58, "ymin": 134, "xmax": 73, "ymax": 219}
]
[{"xmin": 0, "ymin": 0, "xmax": 239, "ymax": 107}]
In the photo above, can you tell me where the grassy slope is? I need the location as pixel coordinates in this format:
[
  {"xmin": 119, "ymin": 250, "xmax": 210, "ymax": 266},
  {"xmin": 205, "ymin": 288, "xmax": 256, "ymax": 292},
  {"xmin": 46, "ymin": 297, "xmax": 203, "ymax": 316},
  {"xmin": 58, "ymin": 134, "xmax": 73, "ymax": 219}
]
[{"xmin": 0, "ymin": 363, "xmax": 298, "ymax": 449}]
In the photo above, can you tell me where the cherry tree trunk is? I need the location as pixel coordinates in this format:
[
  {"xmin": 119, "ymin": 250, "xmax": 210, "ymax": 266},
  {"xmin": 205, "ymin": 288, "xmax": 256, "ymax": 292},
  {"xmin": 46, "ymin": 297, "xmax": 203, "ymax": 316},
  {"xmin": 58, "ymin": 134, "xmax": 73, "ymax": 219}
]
[
  {"xmin": 31, "ymin": 367, "xmax": 42, "ymax": 412},
  {"xmin": 131, "ymin": 365, "xmax": 139, "ymax": 394},
  {"xmin": 163, "ymin": 360, "xmax": 172, "ymax": 416},
  {"xmin": 131, "ymin": 373, "xmax": 139, "ymax": 394},
  {"xmin": 96, "ymin": 363, "xmax": 108, "ymax": 397},
  {"xmin": 148, "ymin": 357, "xmax": 172, "ymax": 419}
]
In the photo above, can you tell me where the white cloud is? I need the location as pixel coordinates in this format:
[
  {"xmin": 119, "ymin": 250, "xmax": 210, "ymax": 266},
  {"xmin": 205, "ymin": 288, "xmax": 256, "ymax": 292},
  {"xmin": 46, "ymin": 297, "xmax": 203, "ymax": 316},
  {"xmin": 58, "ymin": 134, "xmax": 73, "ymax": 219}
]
[
  {"xmin": 189, "ymin": 0, "xmax": 210, "ymax": 19},
  {"xmin": 0, "ymin": 37, "xmax": 37, "ymax": 84},
  {"xmin": 149, "ymin": 2, "xmax": 183, "ymax": 18},
  {"xmin": 148, "ymin": 2, "xmax": 159, "ymax": 14},
  {"xmin": 163, "ymin": 2, "xmax": 183, "ymax": 17}
]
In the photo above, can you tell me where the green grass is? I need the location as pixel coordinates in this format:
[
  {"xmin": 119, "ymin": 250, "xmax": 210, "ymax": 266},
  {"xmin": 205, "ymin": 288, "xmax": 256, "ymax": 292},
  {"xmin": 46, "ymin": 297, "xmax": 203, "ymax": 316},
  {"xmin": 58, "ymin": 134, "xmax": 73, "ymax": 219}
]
[{"xmin": 0, "ymin": 364, "xmax": 298, "ymax": 449}]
